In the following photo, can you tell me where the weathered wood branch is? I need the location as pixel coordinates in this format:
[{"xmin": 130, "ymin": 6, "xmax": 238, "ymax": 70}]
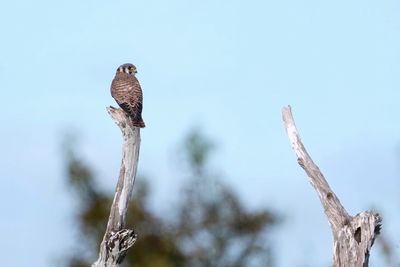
[
  {"xmin": 282, "ymin": 105, "xmax": 381, "ymax": 267},
  {"xmin": 92, "ymin": 106, "xmax": 141, "ymax": 267}
]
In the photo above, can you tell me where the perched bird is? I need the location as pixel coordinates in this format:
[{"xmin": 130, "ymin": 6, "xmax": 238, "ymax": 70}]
[{"xmin": 111, "ymin": 63, "xmax": 145, "ymax": 128}]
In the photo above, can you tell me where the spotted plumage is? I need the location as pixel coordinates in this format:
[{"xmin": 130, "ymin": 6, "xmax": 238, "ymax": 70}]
[{"xmin": 111, "ymin": 63, "xmax": 145, "ymax": 128}]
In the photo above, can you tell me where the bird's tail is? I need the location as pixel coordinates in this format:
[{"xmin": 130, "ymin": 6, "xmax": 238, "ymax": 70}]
[{"xmin": 131, "ymin": 117, "xmax": 146, "ymax": 128}]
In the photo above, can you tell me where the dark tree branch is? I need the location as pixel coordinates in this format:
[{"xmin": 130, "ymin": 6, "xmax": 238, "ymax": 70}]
[{"xmin": 282, "ymin": 105, "xmax": 381, "ymax": 267}]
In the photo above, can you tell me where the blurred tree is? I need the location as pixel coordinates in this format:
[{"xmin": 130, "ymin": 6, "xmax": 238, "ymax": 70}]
[
  {"xmin": 175, "ymin": 129, "xmax": 277, "ymax": 267},
  {"xmin": 63, "ymin": 129, "xmax": 278, "ymax": 267},
  {"xmin": 63, "ymin": 134, "xmax": 184, "ymax": 267}
]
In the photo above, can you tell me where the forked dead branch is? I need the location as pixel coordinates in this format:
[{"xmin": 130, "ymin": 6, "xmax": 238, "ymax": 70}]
[
  {"xmin": 282, "ymin": 105, "xmax": 381, "ymax": 267},
  {"xmin": 92, "ymin": 104, "xmax": 381, "ymax": 267}
]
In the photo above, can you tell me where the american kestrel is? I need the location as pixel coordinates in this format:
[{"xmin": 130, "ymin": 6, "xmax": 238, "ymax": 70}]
[{"xmin": 111, "ymin": 63, "xmax": 145, "ymax": 128}]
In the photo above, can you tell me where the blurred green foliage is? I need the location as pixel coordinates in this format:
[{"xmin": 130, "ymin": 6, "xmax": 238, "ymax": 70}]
[{"xmin": 63, "ymin": 129, "xmax": 278, "ymax": 267}]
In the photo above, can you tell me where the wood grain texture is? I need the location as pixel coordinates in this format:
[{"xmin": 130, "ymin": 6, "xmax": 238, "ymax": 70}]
[
  {"xmin": 92, "ymin": 106, "xmax": 141, "ymax": 267},
  {"xmin": 282, "ymin": 105, "xmax": 381, "ymax": 267}
]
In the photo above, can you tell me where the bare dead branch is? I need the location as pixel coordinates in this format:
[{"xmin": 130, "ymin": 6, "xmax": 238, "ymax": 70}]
[
  {"xmin": 282, "ymin": 105, "xmax": 350, "ymax": 232},
  {"xmin": 92, "ymin": 106, "xmax": 141, "ymax": 267},
  {"xmin": 282, "ymin": 105, "xmax": 381, "ymax": 267}
]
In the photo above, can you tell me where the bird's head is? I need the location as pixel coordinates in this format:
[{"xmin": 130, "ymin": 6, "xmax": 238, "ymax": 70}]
[{"xmin": 117, "ymin": 63, "xmax": 137, "ymax": 75}]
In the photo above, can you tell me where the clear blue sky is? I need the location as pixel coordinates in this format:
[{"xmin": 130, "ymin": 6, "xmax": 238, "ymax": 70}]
[{"xmin": 1, "ymin": 0, "xmax": 400, "ymax": 266}]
